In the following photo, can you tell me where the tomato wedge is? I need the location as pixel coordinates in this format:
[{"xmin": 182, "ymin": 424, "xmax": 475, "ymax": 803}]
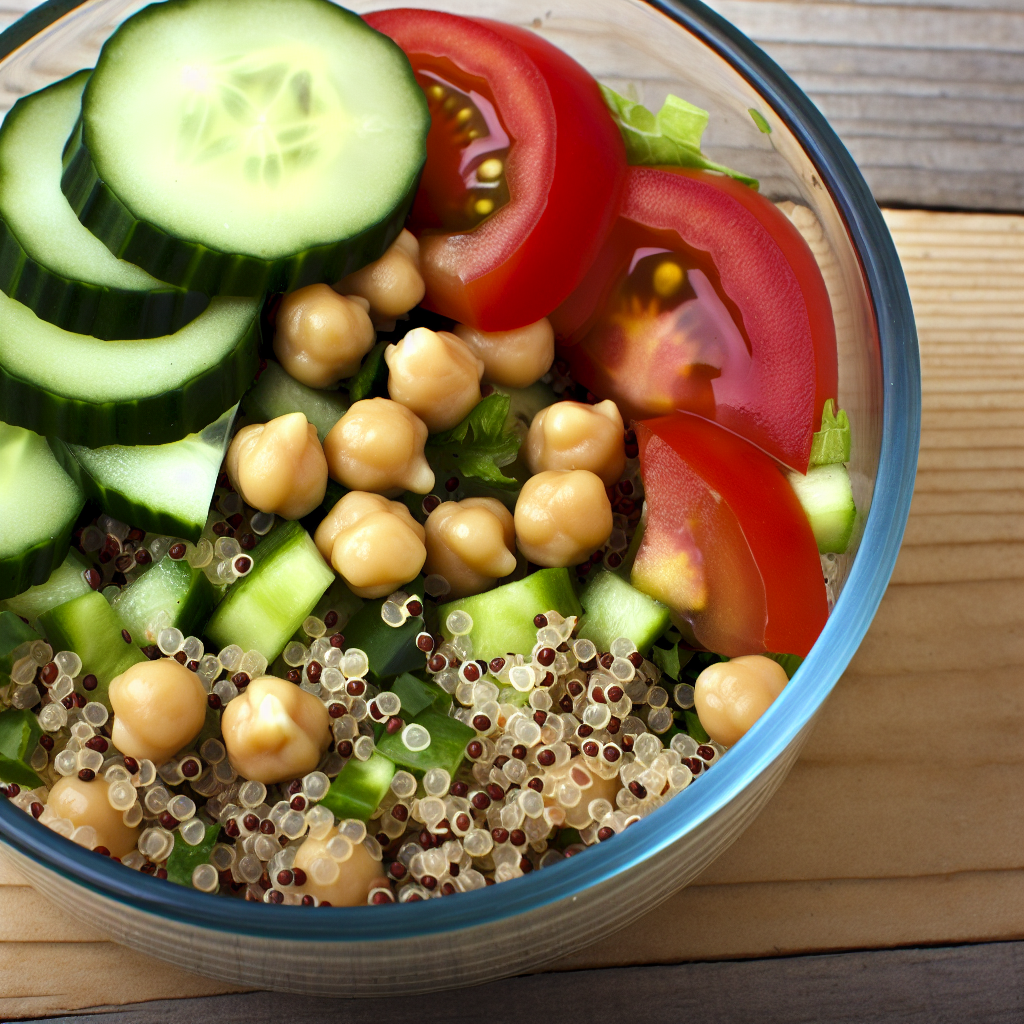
[
  {"xmin": 631, "ymin": 413, "xmax": 827, "ymax": 657},
  {"xmin": 364, "ymin": 9, "xmax": 626, "ymax": 331},
  {"xmin": 553, "ymin": 168, "xmax": 838, "ymax": 472}
]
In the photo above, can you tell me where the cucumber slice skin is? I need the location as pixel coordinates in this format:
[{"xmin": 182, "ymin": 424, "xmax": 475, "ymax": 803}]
[
  {"xmin": 0, "ymin": 304, "xmax": 259, "ymax": 447},
  {"xmin": 63, "ymin": 0, "xmax": 428, "ymax": 298},
  {"xmin": 322, "ymin": 751, "xmax": 395, "ymax": 821},
  {"xmin": 65, "ymin": 131, "xmax": 416, "ymax": 296},
  {"xmin": 49, "ymin": 406, "xmax": 236, "ymax": 542},
  {"xmin": 787, "ymin": 464, "xmax": 857, "ymax": 554},
  {"xmin": 0, "ymin": 421, "xmax": 85, "ymax": 600},
  {"xmin": 241, "ymin": 361, "xmax": 348, "ymax": 444},
  {"xmin": 342, "ymin": 578, "xmax": 429, "ymax": 681},
  {"xmin": 112, "ymin": 555, "xmax": 216, "ymax": 645},
  {"xmin": 577, "ymin": 570, "xmax": 671, "ymax": 656},
  {"xmin": 38, "ymin": 590, "xmax": 146, "ymax": 705},
  {"xmin": 205, "ymin": 521, "xmax": 335, "ymax": 663},
  {"xmin": 439, "ymin": 568, "xmax": 583, "ymax": 662},
  {"xmin": 0, "ymin": 73, "xmax": 210, "ymax": 341},
  {"xmin": 1, "ymin": 550, "xmax": 92, "ymax": 627}
]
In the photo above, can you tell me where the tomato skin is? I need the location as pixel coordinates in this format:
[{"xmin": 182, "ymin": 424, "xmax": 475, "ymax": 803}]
[
  {"xmin": 553, "ymin": 168, "xmax": 838, "ymax": 472},
  {"xmin": 364, "ymin": 9, "xmax": 627, "ymax": 331},
  {"xmin": 632, "ymin": 413, "xmax": 828, "ymax": 657}
]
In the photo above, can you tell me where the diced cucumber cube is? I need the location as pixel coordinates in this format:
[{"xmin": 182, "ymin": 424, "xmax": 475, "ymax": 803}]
[{"xmin": 577, "ymin": 570, "xmax": 671, "ymax": 655}]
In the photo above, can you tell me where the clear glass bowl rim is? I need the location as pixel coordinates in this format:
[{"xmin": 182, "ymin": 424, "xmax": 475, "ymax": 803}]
[{"xmin": 0, "ymin": 0, "xmax": 920, "ymax": 944}]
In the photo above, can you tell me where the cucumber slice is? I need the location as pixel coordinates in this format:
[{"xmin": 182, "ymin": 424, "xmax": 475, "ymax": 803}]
[
  {"xmin": 64, "ymin": 0, "xmax": 429, "ymax": 296},
  {"xmin": 439, "ymin": 568, "xmax": 583, "ymax": 662},
  {"xmin": 375, "ymin": 708, "xmax": 475, "ymax": 778},
  {"xmin": 52, "ymin": 406, "xmax": 236, "ymax": 542},
  {"xmin": 0, "ymin": 421, "xmax": 85, "ymax": 600},
  {"xmin": 205, "ymin": 520, "xmax": 334, "ymax": 662},
  {"xmin": 38, "ymin": 591, "xmax": 145, "ymax": 705},
  {"xmin": 577, "ymin": 570, "xmax": 671, "ymax": 655},
  {"xmin": 1, "ymin": 611, "xmax": 40, "ymax": 689},
  {"xmin": 322, "ymin": 751, "xmax": 395, "ymax": 821},
  {"xmin": 341, "ymin": 579, "xmax": 428, "ymax": 681},
  {"xmin": 0, "ymin": 71, "xmax": 208, "ymax": 340},
  {"xmin": 1, "ymin": 550, "xmax": 92, "ymax": 627},
  {"xmin": 242, "ymin": 361, "xmax": 347, "ymax": 443},
  {"xmin": 112, "ymin": 555, "xmax": 217, "ymax": 646},
  {"xmin": 787, "ymin": 463, "xmax": 857, "ymax": 554},
  {"xmin": 388, "ymin": 673, "xmax": 450, "ymax": 719},
  {"xmin": 0, "ymin": 291, "xmax": 259, "ymax": 446}
]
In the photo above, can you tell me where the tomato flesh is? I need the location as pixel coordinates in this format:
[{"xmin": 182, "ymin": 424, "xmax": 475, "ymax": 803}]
[
  {"xmin": 364, "ymin": 9, "xmax": 627, "ymax": 331},
  {"xmin": 632, "ymin": 414, "xmax": 828, "ymax": 657},
  {"xmin": 553, "ymin": 168, "xmax": 838, "ymax": 472}
]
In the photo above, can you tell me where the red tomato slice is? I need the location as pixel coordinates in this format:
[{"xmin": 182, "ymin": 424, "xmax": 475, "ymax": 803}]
[
  {"xmin": 364, "ymin": 9, "xmax": 626, "ymax": 331},
  {"xmin": 553, "ymin": 168, "xmax": 838, "ymax": 472},
  {"xmin": 632, "ymin": 413, "xmax": 827, "ymax": 657}
]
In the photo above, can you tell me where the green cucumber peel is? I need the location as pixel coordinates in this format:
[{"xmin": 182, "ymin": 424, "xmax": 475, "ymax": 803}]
[
  {"xmin": 810, "ymin": 399, "xmax": 852, "ymax": 466},
  {"xmin": 388, "ymin": 673, "xmax": 450, "ymax": 719},
  {"xmin": 0, "ymin": 707, "xmax": 44, "ymax": 788},
  {"xmin": 166, "ymin": 822, "xmax": 221, "ymax": 887},
  {"xmin": 322, "ymin": 751, "xmax": 395, "ymax": 821},
  {"xmin": 683, "ymin": 709, "xmax": 710, "ymax": 744},
  {"xmin": 426, "ymin": 393, "xmax": 521, "ymax": 489},
  {"xmin": 376, "ymin": 707, "xmax": 474, "ymax": 778},
  {"xmin": 600, "ymin": 85, "xmax": 758, "ymax": 188},
  {"xmin": 346, "ymin": 341, "xmax": 390, "ymax": 403},
  {"xmin": 242, "ymin": 360, "xmax": 348, "ymax": 444}
]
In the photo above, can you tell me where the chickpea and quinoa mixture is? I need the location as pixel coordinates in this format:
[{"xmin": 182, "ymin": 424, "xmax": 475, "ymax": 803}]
[{"xmin": 0, "ymin": 0, "xmax": 857, "ymax": 907}]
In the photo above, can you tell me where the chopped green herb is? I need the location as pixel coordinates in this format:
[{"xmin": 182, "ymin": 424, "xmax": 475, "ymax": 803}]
[
  {"xmin": 683, "ymin": 709, "xmax": 710, "ymax": 744},
  {"xmin": 346, "ymin": 340, "xmax": 389, "ymax": 403},
  {"xmin": 600, "ymin": 85, "xmax": 758, "ymax": 188},
  {"xmin": 810, "ymin": 399, "xmax": 852, "ymax": 466},
  {"xmin": 652, "ymin": 641, "xmax": 693, "ymax": 681},
  {"xmin": 0, "ymin": 707, "xmax": 43, "ymax": 788},
  {"xmin": 166, "ymin": 822, "xmax": 222, "ymax": 887},
  {"xmin": 748, "ymin": 108, "xmax": 772, "ymax": 134},
  {"xmin": 426, "ymin": 392, "xmax": 521, "ymax": 488},
  {"xmin": 766, "ymin": 652, "xmax": 804, "ymax": 680}
]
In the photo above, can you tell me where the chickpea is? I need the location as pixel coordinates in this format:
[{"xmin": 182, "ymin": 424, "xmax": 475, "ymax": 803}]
[
  {"xmin": 273, "ymin": 283, "xmax": 376, "ymax": 389},
  {"xmin": 514, "ymin": 470, "xmax": 613, "ymax": 568},
  {"xmin": 109, "ymin": 658, "xmax": 207, "ymax": 765},
  {"xmin": 47, "ymin": 775, "xmax": 140, "ymax": 858},
  {"xmin": 314, "ymin": 491, "xmax": 426, "ymax": 599},
  {"xmin": 221, "ymin": 676, "xmax": 331, "ymax": 785},
  {"xmin": 525, "ymin": 400, "xmax": 626, "ymax": 486},
  {"xmin": 693, "ymin": 655, "xmax": 788, "ymax": 747},
  {"xmin": 424, "ymin": 498, "xmax": 517, "ymax": 599},
  {"xmin": 226, "ymin": 413, "xmax": 328, "ymax": 520},
  {"xmin": 453, "ymin": 318, "xmax": 555, "ymax": 389},
  {"xmin": 335, "ymin": 229, "xmax": 425, "ymax": 322},
  {"xmin": 293, "ymin": 827, "xmax": 389, "ymax": 907},
  {"xmin": 323, "ymin": 398, "xmax": 433, "ymax": 496},
  {"xmin": 385, "ymin": 327, "xmax": 484, "ymax": 432}
]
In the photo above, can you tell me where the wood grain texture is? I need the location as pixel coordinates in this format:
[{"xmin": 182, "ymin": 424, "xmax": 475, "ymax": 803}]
[
  {"xmin": 18, "ymin": 944, "xmax": 1024, "ymax": 1024},
  {"xmin": 0, "ymin": 210, "xmax": 1020, "ymax": 1019},
  {"xmin": 700, "ymin": 1, "xmax": 1024, "ymax": 211}
]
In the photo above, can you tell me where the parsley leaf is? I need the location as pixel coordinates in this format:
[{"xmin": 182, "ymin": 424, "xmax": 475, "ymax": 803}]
[
  {"xmin": 0, "ymin": 707, "xmax": 43, "ymax": 788},
  {"xmin": 600, "ymin": 85, "xmax": 758, "ymax": 189},
  {"xmin": 425, "ymin": 393, "xmax": 521, "ymax": 488},
  {"xmin": 346, "ymin": 341, "xmax": 389, "ymax": 403},
  {"xmin": 166, "ymin": 822, "xmax": 221, "ymax": 887},
  {"xmin": 810, "ymin": 399, "xmax": 852, "ymax": 466}
]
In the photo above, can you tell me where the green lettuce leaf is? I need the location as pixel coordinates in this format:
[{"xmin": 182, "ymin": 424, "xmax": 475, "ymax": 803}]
[
  {"xmin": 810, "ymin": 399, "xmax": 852, "ymax": 466},
  {"xmin": 425, "ymin": 393, "xmax": 522, "ymax": 488},
  {"xmin": 600, "ymin": 85, "xmax": 758, "ymax": 188},
  {"xmin": 766, "ymin": 652, "xmax": 804, "ymax": 680},
  {"xmin": 0, "ymin": 707, "xmax": 43, "ymax": 788},
  {"xmin": 166, "ymin": 822, "xmax": 222, "ymax": 888}
]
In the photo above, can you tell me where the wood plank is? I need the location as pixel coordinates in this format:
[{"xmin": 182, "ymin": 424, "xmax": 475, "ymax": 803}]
[{"xmin": 13, "ymin": 944, "xmax": 1024, "ymax": 1024}]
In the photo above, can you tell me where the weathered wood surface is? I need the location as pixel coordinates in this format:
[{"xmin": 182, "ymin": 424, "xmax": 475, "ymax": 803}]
[
  {"xmin": 0, "ymin": 208, "xmax": 1020, "ymax": 1019},
  {"xmin": 21, "ymin": 943, "xmax": 1024, "ymax": 1024}
]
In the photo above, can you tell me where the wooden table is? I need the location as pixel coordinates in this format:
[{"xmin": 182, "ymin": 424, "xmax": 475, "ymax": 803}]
[{"xmin": 1, "ymin": 1, "xmax": 1021, "ymax": 1019}]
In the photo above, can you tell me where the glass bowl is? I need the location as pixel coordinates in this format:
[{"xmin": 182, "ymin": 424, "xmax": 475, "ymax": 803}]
[{"xmin": 0, "ymin": 0, "xmax": 919, "ymax": 995}]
